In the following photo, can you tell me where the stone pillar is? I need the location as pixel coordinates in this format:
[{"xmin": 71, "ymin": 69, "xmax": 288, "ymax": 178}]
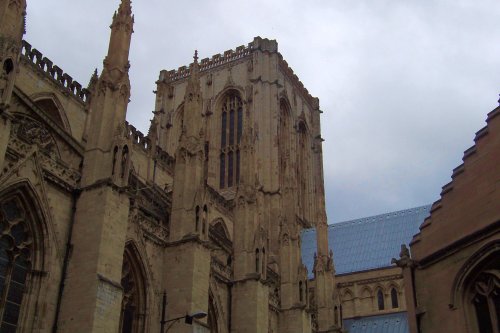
[
  {"xmin": 231, "ymin": 279, "xmax": 269, "ymax": 333},
  {"xmin": 164, "ymin": 240, "xmax": 211, "ymax": 333},
  {"xmin": 59, "ymin": 185, "xmax": 130, "ymax": 332}
]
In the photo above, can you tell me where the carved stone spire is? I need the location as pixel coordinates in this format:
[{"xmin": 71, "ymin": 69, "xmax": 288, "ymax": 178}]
[
  {"xmin": 182, "ymin": 50, "xmax": 203, "ymax": 140},
  {"xmin": 185, "ymin": 50, "xmax": 201, "ymax": 103},
  {"xmin": 80, "ymin": 0, "xmax": 134, "ymax": 186},
  {"xmin": 102, "ymin": 0, "xmax": 134, "ymax": 85}
]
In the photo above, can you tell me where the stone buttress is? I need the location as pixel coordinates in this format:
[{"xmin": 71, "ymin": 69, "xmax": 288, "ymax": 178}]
[
  {"xmin": 0, "ymin": 0, "xmax": 26, "ymax": 167},
  {"xmin": 58, "ymin": 1, "xmax": 134, "ymax": 332},
  {"xmin": 165, "ymin": 53, "xmax": 212, "ymax": 333}
]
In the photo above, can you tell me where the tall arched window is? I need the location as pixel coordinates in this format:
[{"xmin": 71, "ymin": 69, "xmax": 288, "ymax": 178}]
[
  {"xmin": 377, "ymin": 289, "xmax": 385, "ymax": 311},
  {"xmin": 278, "ymin": 100, "xmax": 291, "ymax": 184},
  {"xmin": 0, "ymin": 198, "xmax": 32, "ymax": 332},
  {"xmin": 299, "ymin": 281, "xmax": 303, "ymax": 302},
  {"xmin": 297, "ymin": 121, "xmax": 310, "ymax": 217},
  {"xmin": 466, "ymin": 252, "xmax": 499, "ymax": 333},
  {"xmin": 220, "ymin": 93, "xmax": 243, "ymax": 189},
  {"xmin": 391, "ymin": 288, "xmax": 399, "ymax": 308},
  {"xmin": 120, "ymin": 246, "xmax": 147, "ymax": 333}
]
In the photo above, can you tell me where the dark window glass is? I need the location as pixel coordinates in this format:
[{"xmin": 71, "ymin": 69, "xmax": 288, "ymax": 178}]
[
  {"xmin": 221, "ymin": 112, "xmax": 227, "ymax": 148},
  {"xmin": 377, "ymin": 290, "xmax": 385, "ymax": 310},
  {"xmin": 220, "ymin": 154, "xmax": 225, "ymax": 189},
  {"xmin": 229, "ymin": 110, "xmax": 235, "ymax": 146},
  {"xmin": 236, "ymin": 150, "xmax": 240, "ymax": 184},
  {"xmin": 220, "ymin": 94, "xmax": 243, "ymax": 189},
  {"xmin": 391, "ymin": 288, "xmax": 398, "ymax": 308},
  {"xmin": 0, "ymin": 199, "xmax": 31, "ymax": 332},
  {"xmin": 255, "ymin": 249, "xmax": 260, "ymax": 273},
  {"xmin": 474, "ymin": 294, "xmax": 492, "ymax": 333},
  {"xmin": 237, "ymin": 107, "xmax": 242, "ymax": 144},
  {"xmin": 195, "ymin": 206, "xmax": 200, "ymax": 232},
  {"xmin": 228, "ymin": 152, "xmax": 233, "ymax": 188},
  {"xmin": 2, "ymin": 200, "xmax": 21, "ymax": 221}
]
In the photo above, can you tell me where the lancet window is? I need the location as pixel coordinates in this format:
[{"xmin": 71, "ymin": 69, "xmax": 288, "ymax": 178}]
[
  {"xmin": 466, "ymin": 253, "xmax": 500, "ymax": 333},
  {"xmin": 119, "ymin": 246, "xmax": 147, "ymax": 333},
  {"xmin": 377, "ymin": 289, "xmax": 385, "ymax": 310},
  {"xmin": 391, "ymin": 288, "xmax": 399, "ymax": 308},
  {"xmin": 220, "ymin": 93, "xmax": 243, "ymax": 189},
  {"xmin": 0, "ymin": 198, "xmax": 32, "ymax": 332}
]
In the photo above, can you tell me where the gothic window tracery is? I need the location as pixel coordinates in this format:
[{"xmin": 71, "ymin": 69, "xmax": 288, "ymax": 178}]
[
  {"xmin": 278, "ymin": 100, "xmax": 291, "ymax": 184},
  {"xmin": 119, "ymin": 246, "xmax": 147, "ymax": 333},
  {"xmin": 0, "ymin": 198, "xmax": 32, "ymax": 332},
  {"xmin": 466, "ymin": 253, "xmax": 500, "ymax": 333},
  {"xmin": 220, "ymin": 93, "xmax": 242, "ymax": 189}
]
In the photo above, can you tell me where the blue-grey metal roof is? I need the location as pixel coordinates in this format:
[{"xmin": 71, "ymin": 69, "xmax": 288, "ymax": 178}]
[
  {"xmin": 343, "ymin": 312, "xmax": 409, "ymax": 333},
  {"xmin": 301, "ymin": 205, "xmax": 431, "ymax": 277}
]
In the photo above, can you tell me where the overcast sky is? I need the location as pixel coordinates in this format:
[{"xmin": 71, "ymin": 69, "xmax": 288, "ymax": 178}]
[{"xmin": 25, "ymin": 0, "xmax": 500, "ymax": 223}]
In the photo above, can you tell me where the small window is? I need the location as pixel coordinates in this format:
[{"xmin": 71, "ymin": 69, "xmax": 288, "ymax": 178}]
[
  {"xmin": 299, "ymin": 281, "xmax": 303, "ymax": 302},
  {"xmin": 121, "ymin": 145, "xmax": 129, "ymax": 178},
  {"xmin": 377, "ymin": 290, "xmax": 385, "ymax": 310},
  {"xmin": 112, "ymin": 146, "xmax": 118, "ymax": 175},
  {"xmin": 391, "ymin": 288, "xmax": 398, "ymax": 308},
  {"xmin": 3, "ymin": 58, "xmax": 14, "ymax": 75},
  {"xmin": 255, "ymin": 249, "xmax": 260, "ymax": 273},
  {"xmin": 195, "ymin": 206, "xmax": 200, "ymax": 232}
]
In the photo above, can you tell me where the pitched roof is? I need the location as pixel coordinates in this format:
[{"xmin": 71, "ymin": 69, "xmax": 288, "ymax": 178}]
[
  {"xmin": 301, "ymin": 205, "xmax": 431, "ymax": 277},
  {"xmin": 343, "ymin": 312, "xmax": 409, "ymax": 333}
]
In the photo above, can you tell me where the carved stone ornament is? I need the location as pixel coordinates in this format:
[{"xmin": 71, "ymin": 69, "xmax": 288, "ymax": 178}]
[{"xmin": 14, "ymin": 115, "xmax": 58, "ymax": 157}]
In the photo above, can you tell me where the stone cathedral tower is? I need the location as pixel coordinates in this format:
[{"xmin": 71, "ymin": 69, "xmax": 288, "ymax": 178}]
[{"xmin": 0, "ymin": 1, "xmax": 339, "ymax": 332}]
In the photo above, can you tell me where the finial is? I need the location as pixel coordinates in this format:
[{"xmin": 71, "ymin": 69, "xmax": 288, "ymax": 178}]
[{"xmin": 194, "ymin": 50, "xmax": 199, "ymax": 63}]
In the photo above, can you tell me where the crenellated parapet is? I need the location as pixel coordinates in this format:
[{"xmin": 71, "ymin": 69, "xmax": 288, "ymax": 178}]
[
  {"xmin": 20, "ymin": 40, "xmax": 90, "ymax": 104},
  {"xmin": 124, "ymin": 121, "xmax": 175, "ymax": 173},
  {"xmin": 159, "ymin": 43, "xmax": 254, "ymax": 84},
  {"xmin": 278, "ymin": 55, "xmax": 319, "ymax": 111}
]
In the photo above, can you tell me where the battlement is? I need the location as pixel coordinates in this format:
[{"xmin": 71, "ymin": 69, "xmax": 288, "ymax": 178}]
[
  {"xmin": 159, "ymin": 42, "xmax": 254, "ymax": 83},
  {"xmin": 278, "ymin": 55, "xmax": 319, "ymax": 110},
  {"xmin": 125, "ymin": 121, "xmax": 175, "ymax": 172},
  {"xmin": 21, "ymin": 40, "xmax": 90, "ymax": 104},
  {"xmin": 158, "ymin": 37, "xmax": 319, "ymax": 110}
]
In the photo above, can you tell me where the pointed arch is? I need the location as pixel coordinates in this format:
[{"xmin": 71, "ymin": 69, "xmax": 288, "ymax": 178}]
[
  {"xmin": 119, "ymin": 241, "xmax": 150, "ymax": 333},
  {"xmin": 278, "ymin": 98, "xmax": 293, "ymax": 186},
  {"xmin": 164, "ymin": 103, "xmax": 184, "ymax": 155},
  {"xmin": 376, "ymin": 288, "xmax": 385, "ymax": 311},
  {"xmin": 30, "ymin": 92, "xmax": 72, "ymax": 134},
  {"xmin": 450, "ymin": 240, "xmax": 500, "ymax": 332},
  {"xmin": 215, "ymin": 89, "xmax": 244, "ymax": 189},
  {"xmin": 207, "ymin": 280, "xmax": 229, "ymax": 333},
  {"xmin": 0, "ymin": 181, "xmax": 54, "ymax": 331},
  {"xmin": 296, "ymin": 118, "xmax": 312, "ymax": 220}
]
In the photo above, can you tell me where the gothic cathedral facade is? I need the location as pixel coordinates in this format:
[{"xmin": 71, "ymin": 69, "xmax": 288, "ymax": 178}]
[{"xmin": 0, "ymin": 1, "xmax": 339, "ymax": 332}]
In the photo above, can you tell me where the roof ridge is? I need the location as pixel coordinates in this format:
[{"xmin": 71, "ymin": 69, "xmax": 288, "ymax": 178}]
[{"xmin": 329, "ymin": 204, "xmax": 432, "ymax": 229}]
